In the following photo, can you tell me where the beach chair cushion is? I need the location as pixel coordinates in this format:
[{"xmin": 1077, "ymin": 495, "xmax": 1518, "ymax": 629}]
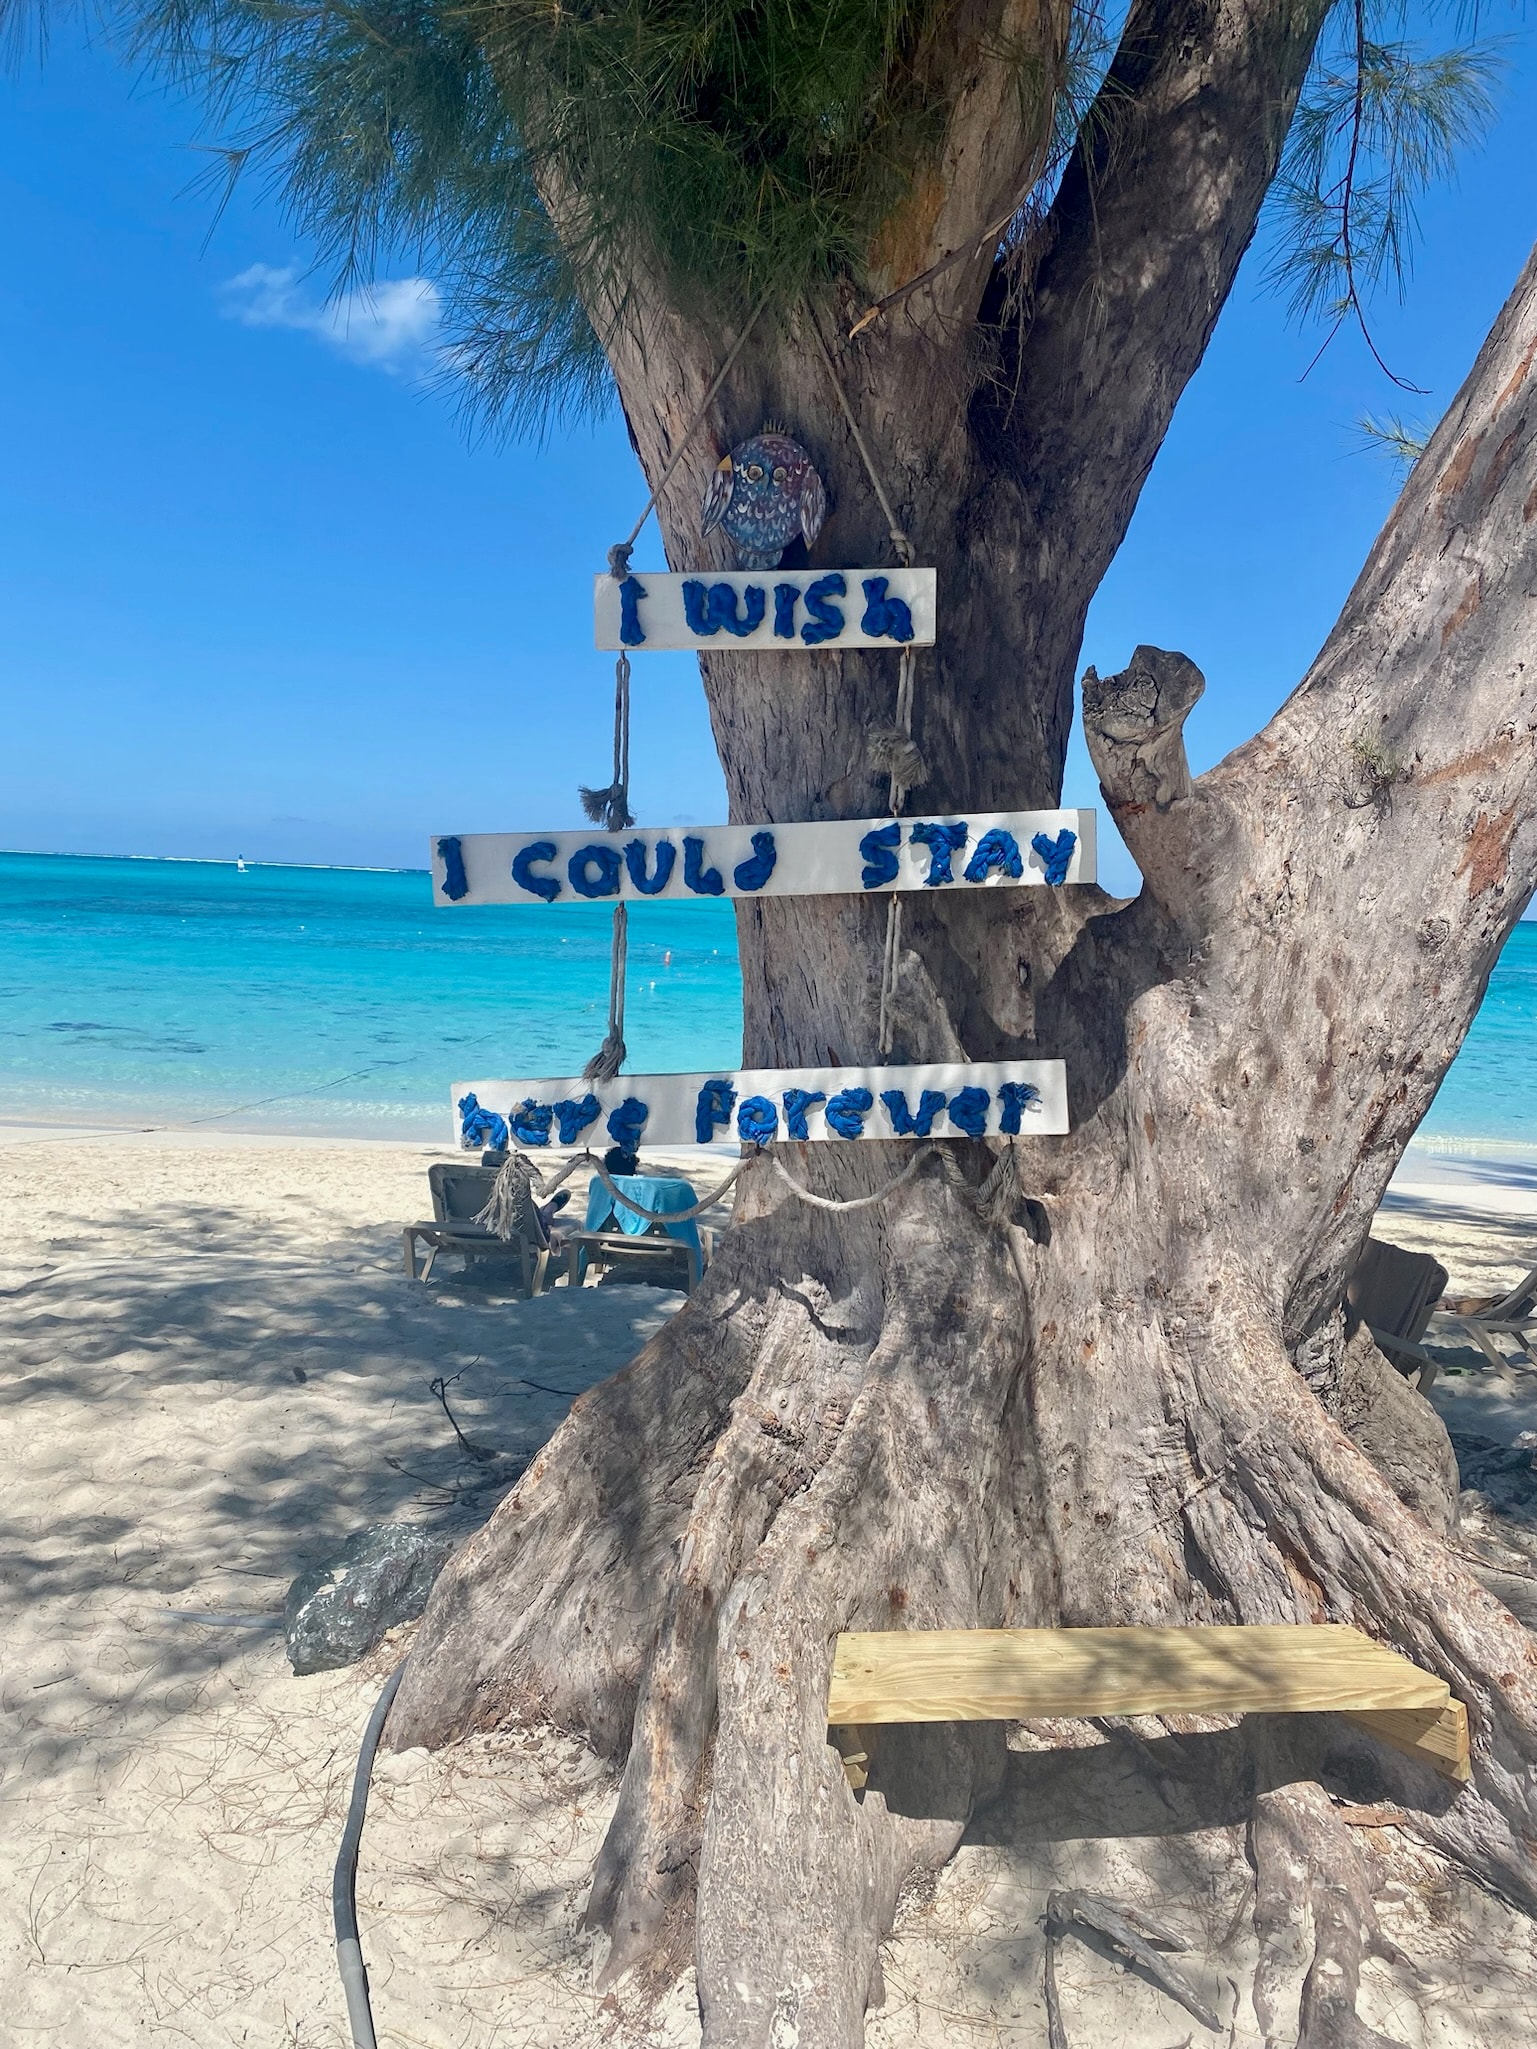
[
  {"xmin": 582, "ymin": 1173, "xmax": 703, "ymax": 1252},
  {"xmin": 1345, "ymin": 1237, "xmax": 1449, "ymax": 1347}
]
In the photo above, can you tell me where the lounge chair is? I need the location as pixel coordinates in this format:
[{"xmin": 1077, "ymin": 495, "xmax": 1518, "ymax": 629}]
[
  {"xmin": 1344, "ymin": 1236, "xmax": 1450, "ymax": 1394},
  {"xmin": 566, "ymin": 1171, "xmax": 709, "ymax": 1294},
  {"xmin": 402, "ymin": 1162, "xmax": 551, "ymax": 1294},
  {"xmin": 1433, "ymin": 1259, "xmax": 1537, "ymax": 1371}
]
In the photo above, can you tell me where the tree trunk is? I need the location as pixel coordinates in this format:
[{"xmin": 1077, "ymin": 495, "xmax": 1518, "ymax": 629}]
[{"xmin": 387, "ymin": 2, "xmax": 1537, "ymax": 2034}]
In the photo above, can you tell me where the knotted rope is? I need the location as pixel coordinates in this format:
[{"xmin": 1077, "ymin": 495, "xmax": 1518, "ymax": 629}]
[
  {"xmin": 772, "ymin": 1137, "xmax": 1023, "ymax": 1228},
  {"xmin": 482, "ymin": 1144, "xmax": 748, "ymax": 1227},
  {"xmin": 579, "ymin": 647, "xmax": 634, "ymax": 1082},
  {"xmin": 479, "ymin": 1134, "xmax": 1023, "ymax": 1240},
  {"xmin": 808, "ymin": 319, "xmax": 925, "ymax": 1057},
  {"xmin": 578, "ymin": 651, "xmax": 633, "ymax": 834},
  {"xmin": 581, "ymin": 293, "xmax": 775, "ymax": 1083},
  {"xmin": 473, "ymin": 1151, "xmax": 539, "ymax": 1240}
]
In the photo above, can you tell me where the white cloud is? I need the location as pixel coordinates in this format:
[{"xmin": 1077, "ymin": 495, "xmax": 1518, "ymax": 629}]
[{"xmin": 220, "ymin": 265, "xmax": 442, "ymax": 372}]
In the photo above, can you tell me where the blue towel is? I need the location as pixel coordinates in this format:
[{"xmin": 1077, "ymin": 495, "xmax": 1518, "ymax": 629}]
[{"xmin": 584, "ymin": 1174, "xmax": 702, "ymax": 1255}]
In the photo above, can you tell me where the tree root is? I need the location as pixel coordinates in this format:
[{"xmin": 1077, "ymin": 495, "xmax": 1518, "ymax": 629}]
[
  {"xmin": 1044, "ymin": 1887, "xmax": 1222, "ymax": 2035},
  {"xmin": 388, "ymin": 1181, "xmax": 1537, "ymax": 2047},
  {"xmin": 1250, "ymin": 1772, "xmax": 1412, "ymax": 2049}
]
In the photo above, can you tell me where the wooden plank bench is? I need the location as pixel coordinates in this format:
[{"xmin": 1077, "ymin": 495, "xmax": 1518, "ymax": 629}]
[{"xmin": 827, "ymin": 1624, "xmax": 1469, "ymax": 1784}]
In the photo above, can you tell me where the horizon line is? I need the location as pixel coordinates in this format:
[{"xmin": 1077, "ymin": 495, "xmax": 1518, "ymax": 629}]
[{"xmin": 0, "ymin": 846, "xmax": 430, "ymax": 877}]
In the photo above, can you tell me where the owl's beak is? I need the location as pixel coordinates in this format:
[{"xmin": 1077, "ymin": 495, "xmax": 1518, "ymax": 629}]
[{"xmin": 715, "ymin": 455, "xmax": 733, "ymax": 477}]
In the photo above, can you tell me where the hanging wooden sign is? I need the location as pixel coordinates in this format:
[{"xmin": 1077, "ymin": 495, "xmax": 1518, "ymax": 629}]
[
  {"xmin": 431, "ymin": 811, "xmax": 1094, "ymax": 908},
  {"xmin": 453, "ymin": 1060, "xmax": 1069, "ymax": 1151},
  {"xmin": 594, "ymin": 568, "xmax": 936, "ymax": 653}
]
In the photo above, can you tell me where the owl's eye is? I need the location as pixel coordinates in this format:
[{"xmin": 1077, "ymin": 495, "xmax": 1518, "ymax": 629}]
[
  {"xmin": 772, "ymin": 465, "xmax": 789, "ymax": 485},
  {"xmin": 744, "ymin": 462, "xmax": 765, "ymax": 482}
]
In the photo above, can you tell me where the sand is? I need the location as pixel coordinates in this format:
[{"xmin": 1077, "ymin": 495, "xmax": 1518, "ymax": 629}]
[{"xmin": 3, "ymin": 1126, "xmax": 1536, "ymax": 2047}]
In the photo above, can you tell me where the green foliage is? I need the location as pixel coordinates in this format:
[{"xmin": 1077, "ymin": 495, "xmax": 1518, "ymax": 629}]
[
  {"xmin": 125, "ymin": 0, "xmax": 609, "ymax": 437},
  {"xmin": 16, "ymin": 0, "xmax": 1511, "ymax": 434},
  {"xmin": 123, "ymin": 0, "xmax": 967, "ymax": 434},
  {"xmin": 1358, "ymin": 409, "xmax": 1430, "ymax": 468},
  {"xmin": 1267, "ymin": 3, "xmax": 1504, "ymax": 381}
]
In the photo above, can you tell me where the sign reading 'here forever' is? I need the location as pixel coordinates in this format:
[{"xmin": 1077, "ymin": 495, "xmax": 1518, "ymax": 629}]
[
  {"xmin": 594, "ymin": 567, "xmax": 936, "ymax": 653},
  {"xmin": 454, "ymin": 1060, "xmax": 1069, "ymax": 1152},
  {"xmin": 432, "ymin": 811, "xmax": 1094, "ymax": 907}
]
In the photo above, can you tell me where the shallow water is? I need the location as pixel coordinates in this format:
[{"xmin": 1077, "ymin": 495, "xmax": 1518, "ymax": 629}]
[
  {"xmin": 0, "ymin": 851, "xmax": 1530, "ymax": 1142},
  {"xmin": 0, "ymin": 852, "xmax": 741, "ymax": 1137}
]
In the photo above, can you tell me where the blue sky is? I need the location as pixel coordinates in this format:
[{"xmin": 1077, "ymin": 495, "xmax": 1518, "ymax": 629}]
[{"xmin": 1, "ymin": 21, "xmax": 1533, "ymax": 894}]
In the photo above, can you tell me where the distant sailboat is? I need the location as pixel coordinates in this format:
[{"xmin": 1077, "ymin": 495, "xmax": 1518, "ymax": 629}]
[{"xmin": 236, "ymin": 855, "xmax": 248, "ymax": 873}]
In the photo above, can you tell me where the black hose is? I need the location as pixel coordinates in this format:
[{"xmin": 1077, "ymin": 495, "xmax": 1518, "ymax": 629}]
[{"xmin": 334, "ymin": 1661, "xmax": 407, "ymax": 2049}]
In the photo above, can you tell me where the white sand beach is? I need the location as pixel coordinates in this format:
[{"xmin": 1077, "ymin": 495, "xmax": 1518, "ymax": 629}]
[{"xmin": 4, "ymin": 1127, "xmax": 1537, "ymax": 2047}]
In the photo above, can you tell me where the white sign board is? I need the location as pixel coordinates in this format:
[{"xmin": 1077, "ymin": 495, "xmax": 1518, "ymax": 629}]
[
  {"xmin": 594, "ymin": 567, "xmax": 936, "ymax": 653},
  {"xmin": 431, "ymin": 811, "xmax": 1094, "ymax": 907},
  {"xmin": 453, "ymin": 1060, "xmax": 1068, "ymax": 1151}
]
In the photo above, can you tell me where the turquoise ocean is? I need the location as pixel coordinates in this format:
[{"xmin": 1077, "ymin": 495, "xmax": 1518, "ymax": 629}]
[{"xmin": 1, "ymin": 850, "xmax": 1532, "ymax": 1145}]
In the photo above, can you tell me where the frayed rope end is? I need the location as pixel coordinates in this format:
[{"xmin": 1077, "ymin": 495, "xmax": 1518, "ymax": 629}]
[
  {"xmin": 579, "ymin": 784, "xmax": 636, "ymax": 832},
  {"xmin": 473, "ymin": 1154, "xmax": 537, "ymax": 1241},
  {"xmin": 583, "ymin": 1031, "xmax": 627, "ymax": 1085},
  {"xmin": 867, "ymin": 725, "xmax": 929, "ymax": 795}
]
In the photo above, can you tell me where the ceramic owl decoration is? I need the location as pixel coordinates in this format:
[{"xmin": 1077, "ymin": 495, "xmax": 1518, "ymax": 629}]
[{"xmin": 701, "ymin": 427, "xmax": 828, "ymax": 569}]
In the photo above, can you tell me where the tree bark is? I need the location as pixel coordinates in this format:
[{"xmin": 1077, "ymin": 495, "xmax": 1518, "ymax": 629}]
[{"xmin": 388, "ymin": 4, "xmax": 1537, "ymax": 2038}]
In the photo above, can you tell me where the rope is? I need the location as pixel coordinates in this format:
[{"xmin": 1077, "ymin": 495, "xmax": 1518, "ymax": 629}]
[
  {"xmin": 770, "ymin": 1144, "xmax": 938, "ymax": 1212},
  {"xmin": 606, "ymin": 285, "xmax": 775, "ymax": 579},
  {"xmin": 581, "ymin": 292, "xmax": 775, "ymax": 1081},
  {"xmin": 807, "ymin": 319, "xmax": 913, "ymax": 567},
  {"xmin": 809, "ymin": 316, "xmax": 926, "ymax": 1054},
  {"xmin": 578, "ymin": 652, "xmax": 633, "ymax": 832},
  {"xmin": 586, "ymin": 1151, "xmax": 749, "ymax": 1223},
  {"xmin": 473, "ymin": 1151, "xmax": 538, "ymax": 1240},
  {"xmin": 583, "ymin": 902, "xmax": 629, "ymax": 1084},
  {"xmin": 845, "ymin": 190, "xmax": 1036, "ymax": 341},
  {"xmin": 496, "ymin": 1144, "xmax": 748, "ymax": 1224},
  {"xmin": 490, "ymin": 1141, "xmax": 1022, "ymax": 1232},
  {"xmin": 876, "ymin": 895, "xmax": 904, "ymax": 1063}
]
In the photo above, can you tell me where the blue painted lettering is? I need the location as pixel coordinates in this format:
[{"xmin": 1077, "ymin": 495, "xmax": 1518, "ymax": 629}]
[
  {"xmin": 825, "ymin": 1086, "xmax": 874, "ymax": 1138},
  {"xmin": 569, "ymin": 844, "xmax": 622, "ymax": 898},
  {"xmin": 800, "ymin": 573, "xmax": 847, "ymax": 646},
  {"xmin": 910, "ymin": 820, "xmax": 968, "ymax": 885},
  {"xmin": 880, "ymin": 1087, "xmax": 947, "ymax": 1137},
  {"xmin": 683, "ymin": 836, "xmax": 725, "ymax": 896},
  {"xmin": 618, "ymin": 577, "xmax": 648, "ymax": 647},
  {"xmin": 781, "ymin": 1087, "xmax": 826, "ymax": 1140},
  {"xmin": 963, "ymin": 828, "xmax": 1024, "ymax": 883},
  {"xmin": 732, "ymin": 831, "xmax": 777, "ymax": 892},
  {"xmin": 624, "ymin": 838, "xmax": 676, "ymax": 895},
  {"xmin": 859, "ymin": 822, "xmax": 901, "ymax": 889},
  {"xmin": 947, "ymin": 1086, "xmax": 990, "ymax": 1137},
  {"xmin": 695, "ymin": 1079, "xmax": 737, "ymax": 1143},
  {"xmin": 511, "ymin": 840, "xmax": 560, "ymax": 902},
  {"xmin": 997, "ymin": 1081, "xmax": 1040, "ymax": 1134},
  {"xmin": 860, "ymin": 576, "xmax": 915, "ymax": 643}
]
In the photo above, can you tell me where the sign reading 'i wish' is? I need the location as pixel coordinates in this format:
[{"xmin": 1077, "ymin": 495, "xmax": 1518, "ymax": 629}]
[{"xmin": 595, "ymin": 567, "xmax": 936, "ymax": 653}]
